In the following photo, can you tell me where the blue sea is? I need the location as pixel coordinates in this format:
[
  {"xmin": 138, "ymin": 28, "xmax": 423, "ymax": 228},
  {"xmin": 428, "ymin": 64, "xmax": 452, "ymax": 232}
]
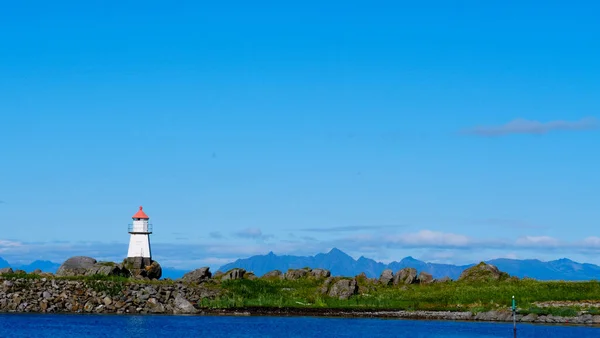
[{"xmin": 0, "ymin": 314, "xmax": 599, "ymax": 337}]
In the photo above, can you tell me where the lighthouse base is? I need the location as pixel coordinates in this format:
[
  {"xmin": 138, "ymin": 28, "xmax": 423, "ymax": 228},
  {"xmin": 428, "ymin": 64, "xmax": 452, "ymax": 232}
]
[{"xmin": 123, "ymin": 257, "xmax": 162, "ymax": 280}]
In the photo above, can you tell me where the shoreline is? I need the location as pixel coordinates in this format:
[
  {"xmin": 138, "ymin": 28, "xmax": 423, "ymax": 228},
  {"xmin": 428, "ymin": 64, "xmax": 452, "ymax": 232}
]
[
  {"xmin": 2, "ymin": 306, "xmax": 600, "ymax": 326},
  {"xmin": 200, "ymin": 307, "xmax": 600, "ymax": 325}
]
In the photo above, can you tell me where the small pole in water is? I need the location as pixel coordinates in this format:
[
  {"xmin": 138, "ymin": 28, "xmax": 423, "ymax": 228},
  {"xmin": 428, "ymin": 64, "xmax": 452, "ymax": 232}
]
[{"xmin": 512, "ymin": 295, "xmax": 517, "ymax": 337}]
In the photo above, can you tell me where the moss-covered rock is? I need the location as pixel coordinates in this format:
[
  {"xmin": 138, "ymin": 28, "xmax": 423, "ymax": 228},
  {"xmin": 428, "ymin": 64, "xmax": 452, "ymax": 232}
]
[{"xmin": 458, "ymin": 262, "xmax": 509, "ymax": 282}]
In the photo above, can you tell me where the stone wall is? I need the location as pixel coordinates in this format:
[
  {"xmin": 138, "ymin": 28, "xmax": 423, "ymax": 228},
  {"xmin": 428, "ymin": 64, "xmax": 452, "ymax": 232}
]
[{"xmin": 0, "ymin": 276, "xmax": 218, "ymax": 314}]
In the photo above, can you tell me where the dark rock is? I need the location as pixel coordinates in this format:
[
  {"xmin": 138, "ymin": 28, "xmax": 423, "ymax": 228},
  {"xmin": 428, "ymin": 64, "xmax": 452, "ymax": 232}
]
[
  {"xmin": 418, "ymin": 272, "xmax": 434, "ymax": 284},
  {"xmin": 458, "ymin": 262, "xmax": 509, "ymax": 282},
  {"xmin": 310, "ymin": 269, "xmax": 331, "ymax": 279},
  {"xmin": 393, "ymin": 268, "xmax": 418, "ymax": 285},
  {"xmin": 0, "ymin": 267, "xmax": 14, "ymax": 275},
  {"xmin": 122, "ymin": 258, "xmax": 161, "ymax": 280},
  {"xmin": 328, "ymin": 279, "xmax": 358, "ymax": 300},
  {"xmin": 262, "ymin": 270, "xmax": 283, "ymax": 279},
  {"xmin": 379, "ymin": 269, "xmax": 394, "ymax": 285},
  {"xmin": 244, "ymin": 272, "xmax": 257, "ymax": 280},
  {"xmin": 182, "ymin": 267, "xmax": 212, "ymax": 284},
  {"xmin": 221, "ymin": 268, "xmax": 246, "ymax": 281}
]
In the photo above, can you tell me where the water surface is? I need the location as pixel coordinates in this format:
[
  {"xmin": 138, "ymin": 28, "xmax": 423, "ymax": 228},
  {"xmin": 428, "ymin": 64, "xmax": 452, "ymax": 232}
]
[{"xmin": 0, "ymin": 314, "xmax": 598, "ymax": 337}]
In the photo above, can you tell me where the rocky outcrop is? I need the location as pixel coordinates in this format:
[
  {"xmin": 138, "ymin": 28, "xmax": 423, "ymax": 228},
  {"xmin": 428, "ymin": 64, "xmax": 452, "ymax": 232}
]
[
  {"xmin": 379, "ymin": 269, "xmax": 394, "ymax": 285},
  {"xmin": 221, "ymin": 268, "xmax": 246, "ymax": 281},
  {"xmin": 0, "ymin": 268, "xmax": 13, "ymax": 275},
  {"xmin": 458, "ymin": 262, "xmax": 508, "ymax": 282},
  {"xmin": 284, "ymin": 268, "xmax": 310, "ymax": 280},
  {"xmin": 56, "ymin": 257, "xmax": 130, "ymax": 278},
  {"xmin": 310, "ymin": 269, "xmax": 331, "ymax": 279},
  {"xmin": 122, "ymin": 257, "xmax": 162, "ymax": 280},
  {"xmin": 262, "ymin": 270, "xmax": 283, "ymax": 279},
  {"xmin": 434, "ymin": 276, "xmax": 452, "ymax": 283},
  {"xmin": 393, "ymin": 268, "xmax": 418, "ymax": 285},
  {"xmin": 328, "ymin": 279, "xmax": 358, "ymax": 300},
  {"xmin": 418, "ymin": 272, "xmax": 434, "ymax": 284},
  {"xmin": 182, "ymin": 267, "xmax": 212, "ymax": 284},
  {"xmin": 0, "ymin": 276, "xmax": 219, "ymax": 314}
]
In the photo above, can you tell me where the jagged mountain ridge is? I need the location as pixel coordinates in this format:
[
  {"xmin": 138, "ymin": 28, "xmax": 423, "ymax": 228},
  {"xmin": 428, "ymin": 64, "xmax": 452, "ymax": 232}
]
[{"xmin": 218, "ymin": 248, "xmax": 600, "ymax": 281}]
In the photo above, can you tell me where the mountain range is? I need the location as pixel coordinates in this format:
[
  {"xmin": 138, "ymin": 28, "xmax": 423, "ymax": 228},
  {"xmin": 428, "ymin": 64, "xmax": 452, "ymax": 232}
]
[
  {"xmin": 218, "ymin": 248, "xmax": 600, "ymax": 281},
  {"xmin": 3, "ymin": 249, "xmax": 600, "ymax": 281}
]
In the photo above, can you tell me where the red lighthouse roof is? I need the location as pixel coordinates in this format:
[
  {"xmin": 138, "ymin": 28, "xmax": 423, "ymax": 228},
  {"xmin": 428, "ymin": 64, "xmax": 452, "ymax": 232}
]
[{"xmin": 132, "ymin": 206, "xmax": 149, "ymax": 219}]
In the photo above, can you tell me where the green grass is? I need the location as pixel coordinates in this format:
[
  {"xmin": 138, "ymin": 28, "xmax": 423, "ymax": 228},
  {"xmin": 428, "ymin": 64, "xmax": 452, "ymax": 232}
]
[{"xmin": 199, "ymin": 277, "xmax": 600, "ymax": 317}]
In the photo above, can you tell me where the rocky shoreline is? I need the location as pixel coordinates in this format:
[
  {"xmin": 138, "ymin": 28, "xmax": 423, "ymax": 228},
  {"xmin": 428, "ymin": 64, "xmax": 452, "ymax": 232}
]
[
  {"xmin": 204, "ymin": 307, "xmax": 600, "ymax": 325},
  {"xmin": 2, "ymin": 276, "xmax": 600, "ymax": 326}
]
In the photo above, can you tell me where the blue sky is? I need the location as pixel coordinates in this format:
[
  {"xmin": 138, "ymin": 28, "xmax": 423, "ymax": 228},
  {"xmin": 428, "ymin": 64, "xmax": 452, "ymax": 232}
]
[{"xmin": 1, "ymin": 1, "xmax": 599, "ymax": 270}]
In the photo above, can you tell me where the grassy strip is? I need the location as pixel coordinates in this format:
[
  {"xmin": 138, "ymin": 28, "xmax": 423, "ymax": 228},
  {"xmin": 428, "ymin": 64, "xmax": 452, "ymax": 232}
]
[{"xmin": 199, "ymin": 277, "xmax": 600, "ymax": 317}]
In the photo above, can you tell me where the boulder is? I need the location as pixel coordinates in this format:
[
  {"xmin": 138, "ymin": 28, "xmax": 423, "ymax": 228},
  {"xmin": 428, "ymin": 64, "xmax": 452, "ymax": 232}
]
[
  {"xmin": 310, "ymin": 269, "xmax": 331, "ymax": 279},
  {"xmin": 173, "ymin": 294, "xmax": 197, "ymax": 314},
  {"xmin": 328, "ymin": 279, "xmax": 358, "ymax": 300},
  {"xmin": 418, "ymin": 272, "xmax": 434, "ymax": 284},
  {"xmin": 434, "ymin": 276, "xmax": 452, "ymax": 283},
  {"xmin": 32, "ymin": 269, "xmax": 43, "ymax": 275},
  {"xmin": 284, "ymin": 268, "xmax": 310, "ymax": 280},
  {"xmin": 122, "ymin": 257, "xmax": 161, "ymax": 280},
  {"xmin": 262, "ymin": 270, "xmax": 283, "ymax": 279},
  {"xmin": 379, "ymin": 269, "xmax": 394, "ymax": 285},
  {"xmin": 393, "ymin": 268, "xmax": 418, "ymax": 285},
  {"xmin": 0, "ymin": 267, "xmax": 14, "ymax": 275},
  {"xmin": 56, "ymin": 256, "xmax": 98, "ymax": 277},
  {"xmin": 182, "ymin": 267, "xmax": 212, "ymax": 284},
  {"xmin": 458, "ymin": 262, "xmax": 508, "ymax": 282},
  {"xmin": 221, "ymin": 268, "xmax": 246, "ymax": 281},
  {"xmin": 244, "ymin": 272, "xmax": 257, "ymax": 280}
]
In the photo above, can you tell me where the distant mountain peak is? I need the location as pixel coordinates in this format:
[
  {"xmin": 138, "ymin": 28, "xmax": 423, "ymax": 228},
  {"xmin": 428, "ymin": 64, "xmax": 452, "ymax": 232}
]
[{"xmin": 218, "ymin": 249, "xmax": 600, "ymax": 281}]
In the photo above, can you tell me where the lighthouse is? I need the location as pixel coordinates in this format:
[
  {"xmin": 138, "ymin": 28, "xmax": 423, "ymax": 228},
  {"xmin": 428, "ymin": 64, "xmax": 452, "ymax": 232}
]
[{"xmin": 127, "ymin": 206, "xmax": 153, "ymax": 258}]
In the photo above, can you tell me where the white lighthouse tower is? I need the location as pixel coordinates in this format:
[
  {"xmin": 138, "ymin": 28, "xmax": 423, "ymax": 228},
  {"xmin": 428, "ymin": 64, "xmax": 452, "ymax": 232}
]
[{"xmin": 127, "ymin": 206, "xmax": 153, "ymax": 258}]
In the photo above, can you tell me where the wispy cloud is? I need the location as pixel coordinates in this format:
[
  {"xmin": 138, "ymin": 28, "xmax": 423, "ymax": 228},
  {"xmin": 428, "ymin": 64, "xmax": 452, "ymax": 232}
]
[
  {"xmin": 463, "ymin": 117, "xmax": 598, "ymax": 136},
  {"xmin": 299, "ymin": 225, "xmax": 404, "ymax": 232},
  {"xmin": 209, "ymin": 231, "xmax": 224, "ymax": 239},
  {"xmin": 233, "ymin": 227, "xmax": 273, "ymax": 241}
]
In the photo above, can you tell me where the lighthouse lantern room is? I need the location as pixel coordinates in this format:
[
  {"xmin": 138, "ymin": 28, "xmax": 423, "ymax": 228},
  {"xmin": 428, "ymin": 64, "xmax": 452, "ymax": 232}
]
[{"xmin": 127, "ymin": 206, "xmax": 153, "ymax": 258}]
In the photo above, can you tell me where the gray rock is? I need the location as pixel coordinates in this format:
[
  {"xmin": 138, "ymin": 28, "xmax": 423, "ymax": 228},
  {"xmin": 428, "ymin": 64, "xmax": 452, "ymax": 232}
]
[
  {"xmin": 182, "ymin": 267, "xmax": 212, "ymax": 284},
  {"xmin": 262, "ymin": 270, "xmax": 283, "ymax": 279},
  {"xmin": 221, "ymin": 268, "xmax": 246, "ymax": 281},
  {"xmin": 42, "ymin": 291, "xmax": 52, "ymax": 299},
  {"xmin": 147, "ymin": 298, "xmax": 165, "ymax": 313},
  {"xmin": 173, "ymin": 294, "xmax": 197, "ymax": 314},
  {"xmin": 393, "ymin": 268, "xmax": 418, "ymax": 285},
  {"xmin": 379, "ymin": 269, "xmax": 394, "ymax": 285},
  {"xmin": 0, "ymin": 267, "xmax": 13, "ymax": 275},
  {"xmin": 310, "ymin": 269, "xmax": 331, "ymax": 278},
  {"xmin": 521, "ymin": 313, "xmax": 538, "ymax": 322},
  {"xmin": 320, "ymin": 277, "xmax": 334, "ymax": 294},
  {"xmin": 328, "ymin": 279, "xmax": 358, "ymax": 300},
  {"xmin": 56, "ymin": 256, "xmax": 98, "ymax": 277},
  {"xmin": 284, "ymin": 268, "xmax": 310, "ymax": 280},
  {"xmin": 418, "ymin": 272, "xmax": 434, "ymax": 284},
  {"xmin": 434, "ymin": 276, "xmax": 452, "ymax": 283}
]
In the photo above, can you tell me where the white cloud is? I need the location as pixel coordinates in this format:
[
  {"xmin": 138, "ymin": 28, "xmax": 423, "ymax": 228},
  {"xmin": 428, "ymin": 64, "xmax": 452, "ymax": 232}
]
[
  {"xmin": 388, "ymin": 230, "xmax": 471, "ymax": 247},
  {"xmin": 464, "ymin": 117, "xmax": 598, "ymax": 136},
  {"xmin": 515, "ymin": 236, "xmax": 560, "ymax": 247}
]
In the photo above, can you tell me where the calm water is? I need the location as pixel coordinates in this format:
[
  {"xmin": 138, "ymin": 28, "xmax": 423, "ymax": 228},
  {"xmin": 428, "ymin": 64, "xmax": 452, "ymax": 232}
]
[{"xmin": 0, "ymin": 314, "xmax": 599, "ymax": 338}]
